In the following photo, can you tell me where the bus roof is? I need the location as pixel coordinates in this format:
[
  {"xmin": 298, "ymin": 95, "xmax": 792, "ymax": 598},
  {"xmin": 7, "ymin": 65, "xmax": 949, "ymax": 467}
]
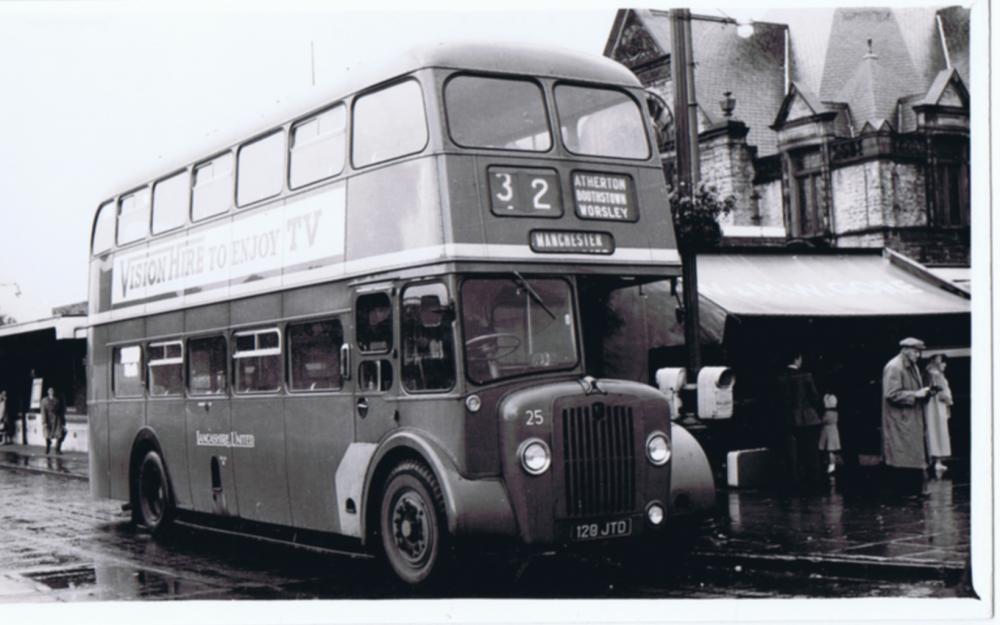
[{"xmin": 368, "ymin": 42, "xmax": 643, "ymax": 89}]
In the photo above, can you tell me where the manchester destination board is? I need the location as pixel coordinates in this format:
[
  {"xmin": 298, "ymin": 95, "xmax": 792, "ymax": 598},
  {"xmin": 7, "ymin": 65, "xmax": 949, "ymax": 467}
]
[
  {"xmin": 529, "ymin": 230, "xmax": 614, "ymax": 255},
  {"xmin": 572, "ymin": 172, "xmax": 637, "ymax": 222}
]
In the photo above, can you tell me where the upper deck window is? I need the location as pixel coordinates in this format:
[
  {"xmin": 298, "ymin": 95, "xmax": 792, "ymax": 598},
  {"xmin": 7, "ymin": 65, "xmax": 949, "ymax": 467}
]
[
  {"xmin": 192, "ymin": 152, "xmax": 234, "ymax": 221},
  {"xmin": 555, "ymin": 85, "xmax": 649, "ymax": 160},
  {"xmin": 352, "ymin": 80, "xmax": 427, "ymax": 168},
  {"xmin": 445, "ymin": 76, "xmax": 551, "ymax": 151},
  {"xmin": 92, "ymin": 201, "xmax": 115, "ymax": 255},
  {"xmin": 152, "ymin": 171, "xmax": 189, "ymax": 234},
  {"xmin": 117, "ymin": 187, "xmax": 150, "ymax": 245},
  {"xmin": 290, "ymin": 105, "xmax": 347, "ymax": 188},
  {"xmin": 237, "ymin": 130, "xmax": 285, "ymax": 206}
]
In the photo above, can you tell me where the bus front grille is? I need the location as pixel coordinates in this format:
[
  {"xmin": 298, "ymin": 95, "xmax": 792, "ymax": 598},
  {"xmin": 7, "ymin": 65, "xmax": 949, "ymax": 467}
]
[{"xmin": 561, "ymin": 403, "xmax": 636, "ymax": 518}]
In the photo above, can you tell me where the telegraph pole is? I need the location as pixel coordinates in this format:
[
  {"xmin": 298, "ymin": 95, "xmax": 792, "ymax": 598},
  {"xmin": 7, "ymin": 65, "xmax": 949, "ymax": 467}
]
[{"xmin": 670, "ymin": 8, "xmax": 703, "ymax": 377}]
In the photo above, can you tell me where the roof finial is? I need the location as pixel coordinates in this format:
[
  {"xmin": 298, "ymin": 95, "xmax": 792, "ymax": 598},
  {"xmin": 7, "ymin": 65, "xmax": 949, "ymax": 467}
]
[{"xmin": 865, "ymin": 38, "xmax": 877, "ymax": 59}]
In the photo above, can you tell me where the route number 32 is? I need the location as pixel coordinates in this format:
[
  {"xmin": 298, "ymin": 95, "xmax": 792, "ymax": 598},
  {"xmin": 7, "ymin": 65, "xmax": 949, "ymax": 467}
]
[
  {"xmin": 495, "ymin": 173, "xmax": 551, "ymax": 210},
  {"xmin": 488, "ymin": 168, "xmax": 560, "ymax": 217}
]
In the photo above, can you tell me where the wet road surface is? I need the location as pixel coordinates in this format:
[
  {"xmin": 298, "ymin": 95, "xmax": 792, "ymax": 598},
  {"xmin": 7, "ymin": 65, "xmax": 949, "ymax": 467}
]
[{"xmin": 0, "ymin": 467, "xmax": 966, "ymax": 601}]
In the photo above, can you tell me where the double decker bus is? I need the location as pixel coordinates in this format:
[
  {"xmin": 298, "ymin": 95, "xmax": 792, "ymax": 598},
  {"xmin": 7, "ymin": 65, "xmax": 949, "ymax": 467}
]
[{"xmin": 87, "ymin": 42, "xmax": 715, "ymax": 585}]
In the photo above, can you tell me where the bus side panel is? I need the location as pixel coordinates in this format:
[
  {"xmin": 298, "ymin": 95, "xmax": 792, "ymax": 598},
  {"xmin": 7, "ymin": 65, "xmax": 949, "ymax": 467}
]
[
  {"xmin": 283, "ymin": 285, "xmax": 354, "ymax": 532},
  {"xmin": 88, "ymin": 324, "xmax": 112, "ymax": 498},
  {"xmin": 285, "ymin": 394, "xmax": 355, "ymax": 532},
  {"xmin": 147, "ymin": 399, "xmax": 192, "ymax": 508},
  {"xmin": 145, "ymin": 311, "xmax": 192, "ymax": 507},
  {"xmin": 397, "ymin": 398, "xmax": 466, "ymax": 472},
  {"xmin": 345, "ymin": 158, "xmax": 443, "ymax": 262},
  {"xmin": 107, "ymin": 318, "xmax": 147, "ymax": 501}
]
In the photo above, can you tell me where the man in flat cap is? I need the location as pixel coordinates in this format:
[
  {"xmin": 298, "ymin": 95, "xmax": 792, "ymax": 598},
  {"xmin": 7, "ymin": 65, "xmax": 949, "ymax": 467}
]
[{"xmin": 882, "ymin": 337, "xmax": 932, "ymax": 497}]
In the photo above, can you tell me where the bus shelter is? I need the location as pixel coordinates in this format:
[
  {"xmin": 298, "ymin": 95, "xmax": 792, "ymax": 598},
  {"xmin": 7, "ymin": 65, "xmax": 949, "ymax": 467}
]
[{"xmin": 0, "ymin": 312, "xmax": 88, "ymax": 449}]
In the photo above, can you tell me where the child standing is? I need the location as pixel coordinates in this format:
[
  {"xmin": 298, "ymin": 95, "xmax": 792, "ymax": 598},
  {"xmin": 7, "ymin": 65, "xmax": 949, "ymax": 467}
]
[{"xmin": 818, "ymin": 393, "xmax": 842, "ymax": 474}]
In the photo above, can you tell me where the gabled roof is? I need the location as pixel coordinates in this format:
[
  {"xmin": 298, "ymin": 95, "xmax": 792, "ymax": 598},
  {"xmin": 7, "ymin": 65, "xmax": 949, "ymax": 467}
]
[
  {"xmin": 835, "ymin": 42, "xmax": 924, "ymax": 128},
  {"xmin": 772, "ymin": 82, "xmax": 833, "ymax": 128},
  {"xmin": 918, "ymin": 67, "xmax": 969, "ymax": 108}
]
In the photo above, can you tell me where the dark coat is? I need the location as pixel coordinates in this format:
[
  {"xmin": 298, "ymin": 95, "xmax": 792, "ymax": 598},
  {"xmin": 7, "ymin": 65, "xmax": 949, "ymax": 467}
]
[
  {"xmin": 881, "ymin": 353, "xmax": 927, "ymax": 469},
  {"xmin": 40, "ymin": 396, "xmax": 65, "ymax": 440},
  {"xmin": 775, "ymin": 366, "xmax": 823, "ymax": 429}
]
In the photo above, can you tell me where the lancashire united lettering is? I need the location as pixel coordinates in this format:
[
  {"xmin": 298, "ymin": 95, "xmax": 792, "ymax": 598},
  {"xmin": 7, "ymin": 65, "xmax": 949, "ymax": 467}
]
[
  {"xmin": 111, "ymin": 184, "xmax": 346, "ymax": 305},
  {"xmin": 573, "ymin": 173, "xmax": 635, "ymax": 221},
  {"xmin": 195, "ymin": 430, "xmax": 256, "ymax": 449}
]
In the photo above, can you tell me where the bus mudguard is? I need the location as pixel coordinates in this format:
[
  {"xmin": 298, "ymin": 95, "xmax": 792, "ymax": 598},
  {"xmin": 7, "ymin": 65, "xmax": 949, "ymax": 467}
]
[
  {"xmin": 358, "ymin": 429, "xmax": 517, "ymax": 543},
  {"xmin": 668, "ymin": 423, "xmax": 716, "ymax": 516}
]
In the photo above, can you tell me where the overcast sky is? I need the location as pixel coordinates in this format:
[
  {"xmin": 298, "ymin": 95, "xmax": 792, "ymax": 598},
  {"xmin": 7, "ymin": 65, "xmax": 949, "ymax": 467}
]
[{"xmin": 0, "ymin": 2, "xmax": 646, "ymax": 322}]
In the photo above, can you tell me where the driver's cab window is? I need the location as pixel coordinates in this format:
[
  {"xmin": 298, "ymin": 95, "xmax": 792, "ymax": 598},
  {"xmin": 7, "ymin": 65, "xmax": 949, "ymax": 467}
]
[
  {"xmin": 401, "ymin": 282, "xmax": 455, "ymax": 392},
  {"xmin": 356, "ymin": 293, "xmax": 393, "ymax": 354},
  {"xmin": 356, "ymin": 291, "xmax": 394, "ymax": 394}
]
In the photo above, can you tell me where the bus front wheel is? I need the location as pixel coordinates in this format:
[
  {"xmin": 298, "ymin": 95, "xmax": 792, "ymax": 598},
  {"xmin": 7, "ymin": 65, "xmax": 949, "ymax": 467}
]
[
  {"xmin": 134, "ymin": 450, "xmax": 174, "ymax": 537},
  {"xmin": 379, "ymin": 460, "xmax": 449, "ymax": 586}
]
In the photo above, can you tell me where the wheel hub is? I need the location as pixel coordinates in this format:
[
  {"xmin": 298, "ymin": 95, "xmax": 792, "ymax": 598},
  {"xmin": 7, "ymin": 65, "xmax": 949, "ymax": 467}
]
[{"xmin": 392, "ymin": 492, "xmax": 429, "ymax": 562}]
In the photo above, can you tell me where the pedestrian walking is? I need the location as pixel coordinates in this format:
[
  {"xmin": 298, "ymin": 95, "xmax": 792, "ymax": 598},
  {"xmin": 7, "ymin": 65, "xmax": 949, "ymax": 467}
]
[
  {"xmin": 40, "ymin": 387, "xmax": 66, "ymax": 455},
  {"xmin": 924, "ymin": 353, "xmax": 953, "ymax": 475},
  {"xmin": 774, "ymin": 351, "xmax": 824, "ymax": 487},
  {"xmin": 0, "ymin": 390, "xmax": 11, "ymax": 445},
  {"xmin": 882, "ymin": 337, "xmax": 932, "ymax": 497},
  {"xmin": 818, "ymin": 392, "xmax": 841, "ymax": 475}
]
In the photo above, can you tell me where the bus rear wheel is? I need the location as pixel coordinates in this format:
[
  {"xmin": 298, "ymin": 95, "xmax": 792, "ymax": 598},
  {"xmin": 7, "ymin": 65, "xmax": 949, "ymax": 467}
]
[
  {"xmin": 135, "ymin": 450, "xmax": 173, "ymax": 537},
  {"xmin": 379, "ymin": 460, "xmax": 448, "ymax": 586}
]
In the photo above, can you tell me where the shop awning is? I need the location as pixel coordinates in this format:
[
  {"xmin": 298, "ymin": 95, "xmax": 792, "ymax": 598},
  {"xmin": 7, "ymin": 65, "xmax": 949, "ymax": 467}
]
[{"xmin": 697, "ymin": 253, "xmax": 970, "ymax": 317}]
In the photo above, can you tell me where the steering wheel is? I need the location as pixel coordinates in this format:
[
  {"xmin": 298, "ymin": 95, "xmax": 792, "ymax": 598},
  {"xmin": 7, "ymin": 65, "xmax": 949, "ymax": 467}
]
[{"xmin": 465, "ymin": 333, "xmax": 521, "ymax": 360}]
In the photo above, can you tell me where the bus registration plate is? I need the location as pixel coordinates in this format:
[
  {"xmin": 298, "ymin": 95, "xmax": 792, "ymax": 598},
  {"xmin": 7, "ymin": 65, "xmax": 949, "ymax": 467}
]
[{"xmin": 571, "ymin": 518, "xmax": 632, "ymax": 541}]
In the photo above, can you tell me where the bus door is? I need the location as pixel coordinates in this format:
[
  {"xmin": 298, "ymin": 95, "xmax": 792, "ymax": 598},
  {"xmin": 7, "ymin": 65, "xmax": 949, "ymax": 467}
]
[
  {"xmin": 184, "ymin": 335, "xmax": 238, "ymax": 517},
  {"xmin": 353, "ymin": 290, "xmax": 399, "ymax": 443},
  {"xmin": 230, "ymin": 326, "xmax": 291, "ymax": 526}
]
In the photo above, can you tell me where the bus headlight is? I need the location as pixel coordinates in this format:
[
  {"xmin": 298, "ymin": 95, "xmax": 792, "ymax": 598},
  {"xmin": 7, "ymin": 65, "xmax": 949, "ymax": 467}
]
[
  {"xmin": 518, "ymin": 438, "xmax": 551, "ymax": 476},
  {"xmin": 646, "ymin": 501, "xmax": 665, "ymax": 526},
  {"xmin": 646, "ymin": 431, "xmax": 671, "ymax": 466}
]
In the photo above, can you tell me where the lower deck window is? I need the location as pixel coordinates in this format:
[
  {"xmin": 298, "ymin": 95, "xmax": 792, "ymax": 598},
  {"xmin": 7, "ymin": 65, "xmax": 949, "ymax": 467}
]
[
  {"xmin": 147, "ymin": 341, "xmax": 183, "ymax": 396},
  {"xmin": 188, "ymin": 336, "xmax": 227, "ymax": 395},
  {"xmin": 288, "ymin": 320, "xmax": 343, "ymax": 391},
  {"xmin": 113, "ymin": 345, "xmax": 144, "ymax": 398},
  {"xmin": 234, "ymin": 328, "xmax": 281, "ymax": 393}
]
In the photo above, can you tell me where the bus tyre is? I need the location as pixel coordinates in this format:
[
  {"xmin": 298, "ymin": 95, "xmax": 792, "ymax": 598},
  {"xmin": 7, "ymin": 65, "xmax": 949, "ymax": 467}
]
[
  {"xmin": 135, "ymin": 450, "xmax": 174, "ymax": 537},
  {"xmin": 379, "ymin": 460, "xmax": 449, "ymax": 586}
]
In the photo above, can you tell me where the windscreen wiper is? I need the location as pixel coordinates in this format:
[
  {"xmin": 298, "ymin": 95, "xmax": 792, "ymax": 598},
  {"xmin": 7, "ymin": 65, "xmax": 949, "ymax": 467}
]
[{"xmin": 512, "ymin": 271, "xmax": 556, "ymax": 320}]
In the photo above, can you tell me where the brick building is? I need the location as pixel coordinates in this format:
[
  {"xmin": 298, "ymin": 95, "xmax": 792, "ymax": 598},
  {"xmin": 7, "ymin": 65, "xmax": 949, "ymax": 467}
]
[{"xmin": 604, "ymin": 6, "xmax": 970, "ymax": 268}]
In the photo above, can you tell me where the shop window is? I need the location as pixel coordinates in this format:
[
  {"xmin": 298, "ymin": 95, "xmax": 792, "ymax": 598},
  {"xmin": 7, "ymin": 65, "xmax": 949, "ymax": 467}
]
[
  {"xmin": 237, "ymin": 130, "xmax": 285, "ymax": 206},
  {"xmin": 352, "ymin": 80, "xmax": 427, "ymax": 168},
  {"xmin": 117, "ymin": 187, "xmax": 150, "ymax": 245},
  {"xmin": 192, "ymin": 153, "xmax": 234, "ymax": 221},
  {"xmin": 356, "ymin": 293, "xmax": 393, "ymax": 354},
  {"xmin": 233, "ymin": 328, "xmax": 281, "ymax": 393},
  {"xmin": 288, "ymin": 319, "xmax": 344, "ymax": 391},
  {"xmin": 113, "ymin": 345, "xmax": 144, "ymax": 398},
  {"xmin": 152, "ymin": 171, "xmax": 189, "ymax": 234},
  {"xmin": 290, "ymin": 105, "xmax": 346, "ymax": 188},
  {"xmin": 147, "ymin": 340, "xmax": 184, "ymax": 396},
  {"xmin": 188, "ymin": 335, "xmax": 227, "ymax": 395},
  {"xmin": 401, "ymin": 282, "xmax": 455, "ymax": 392}
]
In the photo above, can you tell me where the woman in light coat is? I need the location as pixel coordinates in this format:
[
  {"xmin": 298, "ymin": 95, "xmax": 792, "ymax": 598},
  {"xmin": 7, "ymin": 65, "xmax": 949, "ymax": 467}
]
[{"xmin": 924, "ymin": 354, "xmax": 953, "ymax": 474}]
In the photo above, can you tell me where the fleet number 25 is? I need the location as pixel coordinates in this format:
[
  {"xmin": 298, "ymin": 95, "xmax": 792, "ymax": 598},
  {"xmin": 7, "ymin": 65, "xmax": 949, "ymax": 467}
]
[{"xmin": 525, "ymin": 409, "xmax": 544, "ymax": 426}]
